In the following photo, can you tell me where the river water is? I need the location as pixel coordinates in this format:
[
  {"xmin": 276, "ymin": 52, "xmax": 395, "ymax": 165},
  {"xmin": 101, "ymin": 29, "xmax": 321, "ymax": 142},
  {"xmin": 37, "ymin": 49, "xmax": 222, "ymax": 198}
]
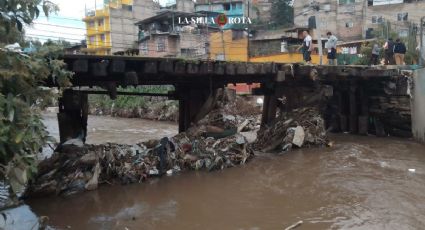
[{"xmin": 18, "ymin": 114, "xmax": 425, "ymax": 229}]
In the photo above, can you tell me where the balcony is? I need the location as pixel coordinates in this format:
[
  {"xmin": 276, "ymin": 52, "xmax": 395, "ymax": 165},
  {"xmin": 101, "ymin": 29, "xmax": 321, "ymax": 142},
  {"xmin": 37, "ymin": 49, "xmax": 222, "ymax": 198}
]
[
  {"xmin": 87, "ymin": 25, "xmax": 111, "ymax": 36},
  {"xmin": 83, "ymin": 8, "xmax": 110, "ymax": 21}
]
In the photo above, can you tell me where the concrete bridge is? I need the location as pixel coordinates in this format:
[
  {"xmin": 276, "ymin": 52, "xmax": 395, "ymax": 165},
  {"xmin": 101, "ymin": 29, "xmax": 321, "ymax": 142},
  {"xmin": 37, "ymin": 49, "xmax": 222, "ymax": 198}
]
[{"xmin": 52, "ymin": 54, "xmax": 408, "ymax": 143}]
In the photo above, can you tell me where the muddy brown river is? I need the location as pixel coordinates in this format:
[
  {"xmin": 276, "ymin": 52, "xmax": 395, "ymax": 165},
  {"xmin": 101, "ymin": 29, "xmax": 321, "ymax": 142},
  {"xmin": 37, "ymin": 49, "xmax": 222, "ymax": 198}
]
[{"xmin": 22, "ymin": 114, "xmax": 425, "ymax": 229}]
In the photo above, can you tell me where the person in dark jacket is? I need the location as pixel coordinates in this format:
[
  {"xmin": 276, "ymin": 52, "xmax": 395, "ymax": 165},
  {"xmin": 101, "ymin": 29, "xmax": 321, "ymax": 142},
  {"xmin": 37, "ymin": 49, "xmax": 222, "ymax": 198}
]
[
  {"xmin": 383, "ymin": 38, "xmax": 395, "ymax": 65},
  {"xmin": 393, "ymin": 38, "xmax": 407, "ymax": 65}
]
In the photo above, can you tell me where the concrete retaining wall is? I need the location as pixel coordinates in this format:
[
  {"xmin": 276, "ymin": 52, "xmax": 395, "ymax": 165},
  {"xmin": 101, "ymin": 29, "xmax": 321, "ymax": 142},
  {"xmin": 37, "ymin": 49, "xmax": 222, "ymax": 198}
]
[{"xmin": 412, "ymin": 68, "xmax": 425, "ymax": 142}]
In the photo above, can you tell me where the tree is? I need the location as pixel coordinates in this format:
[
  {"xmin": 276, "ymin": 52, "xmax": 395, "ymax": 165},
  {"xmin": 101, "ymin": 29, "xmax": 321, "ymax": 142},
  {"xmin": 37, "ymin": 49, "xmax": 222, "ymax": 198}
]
[
  {"xmin": 0, "ymin": 0, "xmax": 72, "ymax": 203},
  {"xmin": 270, "ymin": 0, "xmax": 294, "ymax": 28}
]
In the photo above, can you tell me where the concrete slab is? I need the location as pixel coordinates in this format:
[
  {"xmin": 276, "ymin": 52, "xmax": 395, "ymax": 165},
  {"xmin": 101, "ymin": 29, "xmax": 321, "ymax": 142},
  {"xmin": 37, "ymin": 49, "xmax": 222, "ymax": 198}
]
[{"xmin": 411, "ymin": 68, "xmax": 425, "ymax": 142}]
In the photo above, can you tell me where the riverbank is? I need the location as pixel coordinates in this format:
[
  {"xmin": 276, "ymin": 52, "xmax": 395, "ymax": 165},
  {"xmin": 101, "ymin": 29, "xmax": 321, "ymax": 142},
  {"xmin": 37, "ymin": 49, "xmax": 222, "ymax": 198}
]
[
  {"xmin": 87, "ymin": 86, "xmax": 179, "ymax": 122},
  {"xmin": 88, "ymin": 92, "xmax": 261, "ymax": 122}
]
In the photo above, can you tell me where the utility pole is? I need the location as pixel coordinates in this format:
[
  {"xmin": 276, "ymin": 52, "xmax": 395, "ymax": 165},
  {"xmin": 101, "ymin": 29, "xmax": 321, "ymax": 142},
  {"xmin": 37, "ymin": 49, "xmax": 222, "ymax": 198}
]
[
  {"xmin": 362, "ymin": 0, "xmax": 367, "ymax": 39},
  {"xmin": 221, "ymin": 29, "xmax": 226, "ymax": 60},
  {"xmin": 247, "ymin": 0, "xmax": 250, "ymax": 60},
  {"xmin": 311, "ymin": 1, "xmax": 323, "ymax": 65},
  {"xmin": 420, "ymin": 16, "xmax": 425, "ymax": 66}
]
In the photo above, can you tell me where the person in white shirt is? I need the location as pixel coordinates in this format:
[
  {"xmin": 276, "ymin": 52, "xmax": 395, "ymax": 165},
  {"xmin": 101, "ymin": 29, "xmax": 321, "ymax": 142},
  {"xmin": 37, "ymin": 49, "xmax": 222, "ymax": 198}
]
[
  {"xmin": 326, "ymin": 32, "xmax": 338, "ymax": 65},
  {"xmin": 370, "ymin": 43, "xmax": 381, "ymax": 66},
  {"xmin": 297, "ymin": 30, "xmax": 313, "ymax": 64}
]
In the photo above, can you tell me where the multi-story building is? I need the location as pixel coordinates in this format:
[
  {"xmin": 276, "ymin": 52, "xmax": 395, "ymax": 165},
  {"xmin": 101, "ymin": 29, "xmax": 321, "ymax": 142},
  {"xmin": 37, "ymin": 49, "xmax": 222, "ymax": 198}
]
[
  {"xmin": 251, "ymin": 0, "xmax": 273, "ymax": 22},
  {"xmin": 209, "ymin": 29, "xmax": 248, "ymax": 61},
  {"xmin": 365, "ymin": 0, "xmax": 425, "ymax": 39},
  {"xmin": 162, "ymin": 0, "xmax": 195, "ymax": 12},
  {"xmin": 195, "ymin": 0, "xmax": 252, "ymax": 29},
  {"xmin": 294, "ymin": 0, "xmax": 425, "ymax": 42},
  {"xmin": 83, "ymin": 0, "xmax": 159, "ymax": 55},
  {"xmin": 294, "ymin": 0, "xmax": 365, "ymax": 41},
  {"xmin": 136, "ymin": 10, "xmax": 218, "ymax": 58}
]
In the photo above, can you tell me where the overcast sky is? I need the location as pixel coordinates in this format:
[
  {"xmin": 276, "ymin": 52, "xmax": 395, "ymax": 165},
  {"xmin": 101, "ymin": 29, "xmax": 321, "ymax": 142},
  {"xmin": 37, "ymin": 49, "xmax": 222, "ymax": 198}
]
[{"xmin": 25, "ymin": 0, "xmax": 169, "ymax": 43}]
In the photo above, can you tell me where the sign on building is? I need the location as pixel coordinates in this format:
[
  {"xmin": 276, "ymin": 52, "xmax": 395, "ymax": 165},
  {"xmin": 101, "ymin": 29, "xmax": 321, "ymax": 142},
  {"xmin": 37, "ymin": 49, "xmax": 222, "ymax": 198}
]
[{"xmin": 372, "ymin": 0, "xmax": 403, "ymax": 6}]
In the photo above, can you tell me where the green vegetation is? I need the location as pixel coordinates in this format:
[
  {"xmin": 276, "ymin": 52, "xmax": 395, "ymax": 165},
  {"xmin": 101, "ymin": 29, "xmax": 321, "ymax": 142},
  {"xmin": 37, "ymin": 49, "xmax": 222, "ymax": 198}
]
[
  {"xmin": 89, "ymin": 86, "xmax": 178, "ymax": 121},
  {"xmin": 0, "ymin": 0, "xmax": 72, "ymax": 199},
  {"xmin": 89, "ymin": 86, "xmax": 173, "ymax": 111},
  {"xmin": 356, "ymin": 23, "xmax": 420, "ymax": 65},
  {"xmin": 249, "ymin": 0, "xmax": 293, "ymax": 30},
  {"xmin": 270, "ymin": 0, "xmax": 294, "ymax": 29}
]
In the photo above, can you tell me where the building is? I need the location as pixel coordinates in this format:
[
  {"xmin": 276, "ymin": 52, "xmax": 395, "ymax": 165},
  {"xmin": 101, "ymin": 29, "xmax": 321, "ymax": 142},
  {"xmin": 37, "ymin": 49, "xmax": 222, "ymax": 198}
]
[
  {"xmin": 293, "ymin": 0, "xmax": 365, "ymax": 41},
  {"xmin": 64, "ymin": 43, "xmax": 87, "ymax": 54},
  {"xmin": 136, "ymin": 10, "xmax": 218, "ymax": 58},
  {"xmin": 195, "ymin": 0, "xmax": 250, "ymax": 29},
  {"xmin": 336, "ymin": 38, "xmax": 376, "ymax": 64},
  {"xmin": 248, "ymin": 27, "xmax": 327, "ymax": 63},
  {"xmin": 161, "ymin": 0, "xmax": 195, "ymax": 12},
  {"xmin": 251, "ymin": 0, "xmax": 273, "ymax": 22},
  {"xmin": 209, "ymin": 29, "xmax": 248, "ymax": 61},
  {"xmin": 294, "ymin": 0, "xmax": 425, "ymax": 42},
  {"xmin": 365, "ymin": 0, "xmax": 425, "ymax": 39},
  {"xmin": 83, "ymin": 0, "xmax": 159, "ymax": 55}
]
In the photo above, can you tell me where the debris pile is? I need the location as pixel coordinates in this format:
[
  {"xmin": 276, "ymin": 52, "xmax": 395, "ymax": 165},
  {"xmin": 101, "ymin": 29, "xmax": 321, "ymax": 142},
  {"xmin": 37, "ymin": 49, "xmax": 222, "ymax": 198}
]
[
  {"xmin": 26, "ymin": 89, "xmax": 264, "ymax": 197},
  {"xmin": 186, "ymin": 90, "xmax": 261, "ymax": 136},
  {"xmin": 26, "ymin": 133, "xmax": 252, "ymax": 197},
  {"xmin": 253, "ymin": 107, "xmax": 328, "ymax": 152},
  {"xmin": 26, "ymin": 90, "xmax": 255, "ymax": 197}
]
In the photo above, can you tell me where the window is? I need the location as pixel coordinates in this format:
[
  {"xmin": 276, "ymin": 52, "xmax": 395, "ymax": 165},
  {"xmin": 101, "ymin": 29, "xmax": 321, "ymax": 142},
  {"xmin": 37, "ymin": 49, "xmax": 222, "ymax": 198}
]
[
  {"xmin": 372, "ymin": 16, "xmax": 383, "ymax": 24},
  {"xmin": 345, "ymin": 22, "xmax": 354, "ymax": 28},
  {"xmin": 89, "ymin": 36, "xmax": 95, "ymax": 43},
  {"xmin": 223, "ymin": 3, "xmax": 230, "ymax": 10},
  {"xmin": 181, "ymin": 48, "xmax": 196, "ymax": 57},
  {"xmin": 157, "ymin": 37, "xmax": 166, "ymax": 52},
  {"xmin": 140, "ymin": 41, "xmax": 148, "ymax": 54},
  {"xmin": 100, "ymin": 34, "xmax": 105, "ymax": 42},
  {"xmin": 398, "ymin": 29, "xmax": 408, "ymax": 37},
  {"xmin": 339, "ymin": 0, "xmax": 355, "ymax": 4},
  {"xmin": 232, "ymin": 30, "xmax": 244, "ymax": 40},
  {"xmin": 98, "ymin": 19, "xmax": 104, "ymax": 27},
  {"xmin": 122, "ymin": 4, "xmax": 132, "ymax": 11},
  {"xmin": 231, "ymin": 3, "xmax": 237, "ymax": 9},
  {"xmin": 397, "ymin": 12, "xmax": 408, "ymax": 21},
  {"xmin": 302, "ymin": 6, "xmax": 309, "ymax": 15},
  {"xmin": 216, "ymin": 54, "xmax": 225, "ymax": 61},
  {"xmin": 88, "ymin": 21, "xmax": 95, "ymax": 27},
  {"xmin": 323, "ymin": 4, "xmax": 331, "ymax": 11}
]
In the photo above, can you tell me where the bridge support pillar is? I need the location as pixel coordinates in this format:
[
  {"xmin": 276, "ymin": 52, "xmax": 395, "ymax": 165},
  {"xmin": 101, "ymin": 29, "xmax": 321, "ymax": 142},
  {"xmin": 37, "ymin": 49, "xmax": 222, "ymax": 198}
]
[
  {"xmin": 358, "ymin": 85, "xmax": 369, "ymax": 135},
  {"xmin": 349, "ymin": 82, "xmax": 358, "ymax": 134},
  {"xmin": 261, "ymin": 83, "xmax": 284, "ymax": 126},
  {"xmin": 178, "ymin": 86, "xmax": 215, "ymax": 133},
  {"xmin": 57, "ymin": 89, "xmax": 88, "ymax": 143}
]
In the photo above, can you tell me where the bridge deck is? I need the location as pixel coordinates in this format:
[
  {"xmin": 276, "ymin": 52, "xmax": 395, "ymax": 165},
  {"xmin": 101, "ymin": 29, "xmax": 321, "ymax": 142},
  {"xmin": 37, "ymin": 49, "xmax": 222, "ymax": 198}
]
[{"xmin": 57, "ymin": 54, "xmax": 402, "ymax": 88}]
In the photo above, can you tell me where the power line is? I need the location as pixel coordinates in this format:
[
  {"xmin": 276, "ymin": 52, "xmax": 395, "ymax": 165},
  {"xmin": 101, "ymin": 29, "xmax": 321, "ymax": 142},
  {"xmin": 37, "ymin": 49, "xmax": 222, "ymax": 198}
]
[
  {"xmin": 26, "ymin": 22, "xmax": 252, "ymax": 48},
  {"xmin": 25, "ymin": 33, "xmax": 250, "ymax": 56}
]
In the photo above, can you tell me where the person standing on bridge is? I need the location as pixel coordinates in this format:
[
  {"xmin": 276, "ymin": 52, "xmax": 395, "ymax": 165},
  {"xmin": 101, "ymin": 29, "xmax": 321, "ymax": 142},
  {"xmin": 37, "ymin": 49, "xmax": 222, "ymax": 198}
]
[
  {"xmin": 393, "ymin": 38, "xmax": 407, "ymax": 65},
  {"xmin": 325, "ymin": 32, "xmax": 338, "ymax": 65},
  {"xmin": 297, "ymin": 30, "xmax": 313, "ymax": 64},
  {"xmin": 383, "ymin": 38, "xmax": 395, "ymax": 65},
  {"xmin": 370, "ymin": 42, "xmax": 381, "ymax": 66}
]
